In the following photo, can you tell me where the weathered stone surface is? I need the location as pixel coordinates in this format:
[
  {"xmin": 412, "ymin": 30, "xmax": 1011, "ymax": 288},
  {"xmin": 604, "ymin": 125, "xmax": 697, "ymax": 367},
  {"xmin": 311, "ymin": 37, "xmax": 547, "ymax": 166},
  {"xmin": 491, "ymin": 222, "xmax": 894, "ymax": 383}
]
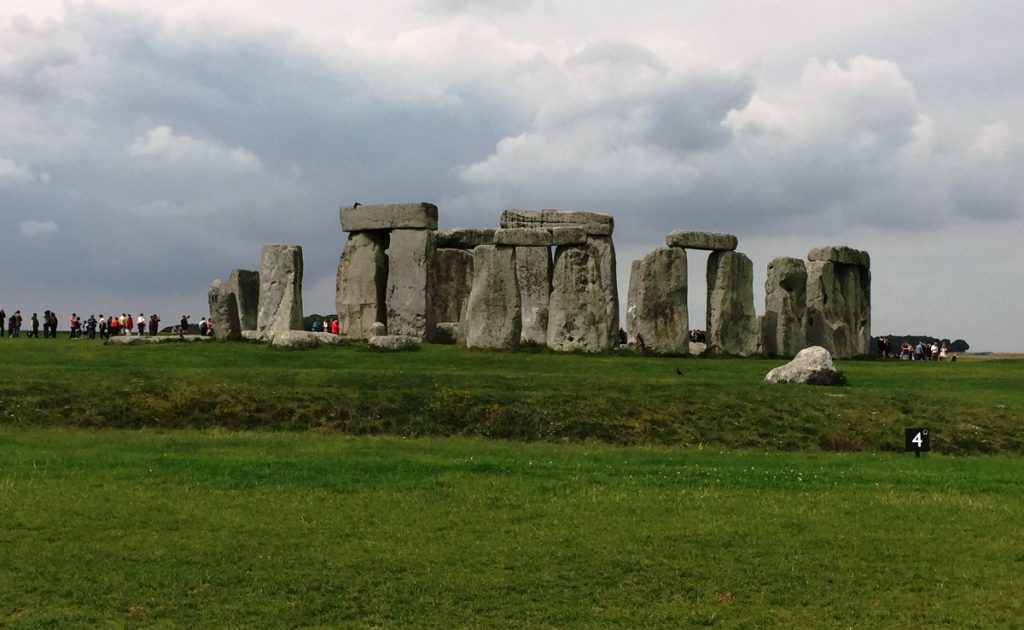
[
  {"xmin": 464, "ymin": 245, "xmax": 521, "ymax": 349},
  {"xmin": 433, "ymin": 322, "xmax": 459, "ymax": 345},
  {"xmin": 493, "ymin": 227, "xmax": 587, "ymax": 247},
  {"xmin": 761, "ymin": 257, "xmax": 807, "ymax": 357},
  {"xmin": 257, "ymin": 244, "xmax": 304, "ymax": 335},
  {"xmin": 227, "ymin": 269, "xmax": 260, "ymax": 331},
  {"xmin": 435, "ymin": 228, "xmax": 496, "ymax": 249},
  {"xmin": 500, "ymin": 209, "xmax": 614, "ymax": 235},
  {"xmin": 666, "ymin": 230, "xmax": 738, "ymax": 251},
  {"xmin": 108, "ymin": 334, "xmax": 212, "ymax": 344},
  {"xmin": 626, "ymin": 248, "xmax": 688, "ymax": 354},
  {"xmin": 336, "ymin": 232, "xmax": 388, "ymax": 339},
  {"xmin": 242, "ymin": 330, "xmax": 265, "ymax": 342},
  {"xmin": 208, "ymin": 279, "xmax": 243, "ymax": 341},
  {"xmin": 706, "ymin": 251, "xmax": 759, "ymax": 355},
  {"xmin": 806, "ymin": 259, "xmax": 871, "ymax": 358},
  {"xmin": 807, "ymin": 245, "xmax": 870, "ymax": 269},
  {"xmin": 371, "ymin": 322, "xmax": 387, "ymax": 337},
  {"xmin": 340, "ymin": 202, "xmax": 438, "ymax": 232},
  {"xmin": 764, "ymin": 346, "xmax": 838, "ymax": 385},
  {"xmin": 368, "ymin": 335, "xmax": 420, "ymax": 351},
  {"xmin": 386, "ymin": 229, "xmax": 437, "ymax": 339},
  {"xmin": 432, "ymin": 248, "xmax": 474, "ymax": 326},
  {"xmin": 547, "ymin": 240, "xmax": 617, "ymax": 353},
  {"xmin": 269, "ymin": 331, "xmax": 320, "ymax": 349},
  {"xmin": 516, "ymin": 246, "xmax": 551, "ymax": 345}
]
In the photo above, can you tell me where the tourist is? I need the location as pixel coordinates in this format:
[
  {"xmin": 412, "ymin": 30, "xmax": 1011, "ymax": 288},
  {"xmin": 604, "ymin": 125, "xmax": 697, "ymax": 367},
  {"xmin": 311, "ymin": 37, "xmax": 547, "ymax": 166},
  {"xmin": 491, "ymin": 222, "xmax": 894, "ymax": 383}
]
[
  {"xmin": 109, "ymin": 314, "xmax": 121, "ymax": 337},
  {"xmin": 206, "ymin": 317, "xmax": 214, "ymax": 336},
  {"xmin": 137, "ymin": 313, "xmax": 145, "ymax": 336},
  {"xmin": 199, "ymin": 317, "xmax": 208, "ymax": 336},
  {"xmin": 98, "ymin": 315, "xmax": 107, "ymax": 340},
  {"xmin": 47, "ymin": 311, "xmax": 57, "ymax": 338},
  {"xmin": 914, "ymin": 341, "xmax": 924, "ymax": 361},
  {"xmin": 149, "ymin": 313, "xmax": 160, "ymax": 336},
  {"xmin": 6, "ymin": 313, "xmax": 15, "ymax": 338},
  {"xmin": 13, "ymin": 311, "xmax": 22, "ymax": 337},
  {"xmin": 69, "ymin": 313, "xmax": 79, "ymax": 339},
  {"xmin": 124, "ymin": 313, "xmax": 134, "ymax": 336},
  {"xmin": 179, "ymin": 315, "xmax": 189, "ymax": 338},
  {"xmin": 329, "ymin": 318, "xmax": 339, "ymax": 335},
  {"xmin": 29, "ymin": 313, "xmax": 39, "ymax": 338},
  {"xmin": 930, "ymin": 342, "xmax": 939, "ymax": 361},
  {"xmin": 87, "ymin": 314, "xmax": 97, "ymax": 339},
  {"xmin": 0, "ymin": 307, "xmax": 5, "ymax": 337},
  {"xmin": 311, "ymin": 319, "xmax": 321, "ymax": 333},
  {"xmin": 939, "ymin": 343, "xmax": 948, "ymax": 361}
]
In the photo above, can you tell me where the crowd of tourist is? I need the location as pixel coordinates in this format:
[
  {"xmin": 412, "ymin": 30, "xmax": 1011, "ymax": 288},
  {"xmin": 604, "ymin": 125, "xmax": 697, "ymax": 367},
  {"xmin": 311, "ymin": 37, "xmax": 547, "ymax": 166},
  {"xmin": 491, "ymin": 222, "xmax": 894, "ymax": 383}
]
[
  {"xmin": 1, "ymin": 307, "xmax": 220, "ymax": 340},
  {"xmin": 877, "ymin": 336, "xmax": 954, "ymax": 361}
]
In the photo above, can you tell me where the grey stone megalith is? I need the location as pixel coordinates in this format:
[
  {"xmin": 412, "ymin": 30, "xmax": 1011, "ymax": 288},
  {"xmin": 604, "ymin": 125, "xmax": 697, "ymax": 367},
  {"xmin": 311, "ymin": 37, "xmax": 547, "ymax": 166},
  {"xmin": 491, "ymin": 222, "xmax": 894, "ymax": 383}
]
[
  {"xmin": 336, "ymin": 231, "xmax": 389, "ymax": 339},
  {"xmin": 761, "ymin": 256, "xmax": 807, "ymax": 357},
  {"xmin": 706, "ymin": 250, "xmax": 759, "ymax": 355},
  {"xmin": 626, "ymin": 247, "xmax": 688, "ymax": 354},
  {"xmin": 806, "ymin": 246, "xmax": 871, "ymax": 358},
  {"xmin": 226, "ymin": 269, "xmax": 260, "ymax": 331},
  {"xmin": 464, "ymin": 245, "xmax": 521, "ymax": 349},
  {"xmin": 547, "ymin": 243, "xmax": 615, "ymax": 352},
  {"xmin": 257, "ymin": 244, "xmax": 304, "ymax": 336},
  {"xmin": 432, "ymin": 248, "xmax": 474, "ymax": 327},
  {"xmin": 386, "ymin": 228, "xmax": 437, "ymax": 339},
  {"xmin": 515, "ymin": 246, "xmax": 552, "ymax": 345},
  {"xmin": 208, "ymin": 279, "xmax": 243, "ymax": 341}
]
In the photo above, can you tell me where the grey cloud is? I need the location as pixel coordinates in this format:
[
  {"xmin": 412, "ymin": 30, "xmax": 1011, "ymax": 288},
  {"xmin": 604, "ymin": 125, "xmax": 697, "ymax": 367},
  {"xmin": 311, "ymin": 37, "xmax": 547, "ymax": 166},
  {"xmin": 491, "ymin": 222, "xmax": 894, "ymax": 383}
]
[{"xmin": 418, "ymin": 0, "xmax": 534, "ymax": 16}]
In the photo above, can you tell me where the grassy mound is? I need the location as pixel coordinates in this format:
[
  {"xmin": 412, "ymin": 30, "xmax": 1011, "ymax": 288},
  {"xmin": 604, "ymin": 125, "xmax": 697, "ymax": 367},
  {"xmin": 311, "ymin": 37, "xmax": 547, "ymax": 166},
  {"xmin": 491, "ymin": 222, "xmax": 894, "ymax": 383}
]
[{"xmin": 1, "ymin": 341, "xmax": 1021, "ymax": 454}]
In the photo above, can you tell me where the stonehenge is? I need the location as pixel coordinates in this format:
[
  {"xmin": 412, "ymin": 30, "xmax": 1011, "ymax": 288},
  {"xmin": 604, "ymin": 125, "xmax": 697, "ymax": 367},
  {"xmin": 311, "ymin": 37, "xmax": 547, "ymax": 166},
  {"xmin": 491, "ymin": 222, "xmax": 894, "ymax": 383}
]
[
  {"xmin": 206, "ymin": 201, "xmax": 870, "ymax": 360},
  {"xmin": 257, "ymin": 244, "xmax": 304, "ymax": 336},
  {"xmin": 806, "ymin": 246, "xmax": 871, "ymax": 358},
  {"xmin": 761, "ymin": 257, "xmax": 807, "ymax": 357}
]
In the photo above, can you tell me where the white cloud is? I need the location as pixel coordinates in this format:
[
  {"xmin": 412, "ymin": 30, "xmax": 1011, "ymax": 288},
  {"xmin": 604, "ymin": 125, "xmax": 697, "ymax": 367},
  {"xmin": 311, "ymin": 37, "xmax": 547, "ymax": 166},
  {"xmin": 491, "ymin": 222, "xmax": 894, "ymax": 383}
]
[
  {"xmin": 18, "ymin": 219, "xmax": 59, "ymax": 237},
  {"xmin": 0, "ymin": 157, "xmax": 36, "ymax": 185},
  {"xmin": 127, "ymin": 125, "xmax": 263, "ymax": 173}
]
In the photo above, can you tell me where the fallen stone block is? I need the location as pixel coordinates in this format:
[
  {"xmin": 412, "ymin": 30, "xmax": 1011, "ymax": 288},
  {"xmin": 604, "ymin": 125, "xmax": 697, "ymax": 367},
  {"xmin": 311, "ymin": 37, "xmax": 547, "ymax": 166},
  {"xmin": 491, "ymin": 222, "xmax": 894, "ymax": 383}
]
[
  {"xmin": 340, "ymin": 202, "xmax": 438, "ymax": 232},
  {"xmin": 368, "ymin": 335, "xmax": 420, "ymax": 351}
]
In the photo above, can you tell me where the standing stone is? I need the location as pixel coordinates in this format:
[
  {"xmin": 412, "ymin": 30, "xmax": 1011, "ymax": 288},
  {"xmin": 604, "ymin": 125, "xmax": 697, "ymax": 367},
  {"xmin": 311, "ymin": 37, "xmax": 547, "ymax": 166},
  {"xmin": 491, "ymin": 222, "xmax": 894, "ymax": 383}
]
[
  {"xmin": 386, "ymin": 229, "xmax": 436, "ymax": 339},
  {"xmin": 547, "ymin": 242, "xmax": 615, "ymax": 353},
  {"xmin": 208, "ymin": 279, "xmax": 243, "ymax": 341},
  {"xmin": 432, "ymin": 248, "xmax": 474, "ymax": 324},
  {"xmin": 257, "ymin": 244, "xmax": 303, "ymax": 336},
  {"xmin": 464, "ymin": 245, "xmax": 521, "ymax": 349},
  {"xmin": 706, "ymin": 251, "xmax": 758, "ymax": 356},
  {"xmin": 626, "ymin": 248, "xmax": 688, "ymax": 354},
  {"xmin": 516, "ymin": 246, "xmax": 551, "ymax": 345},
  {"xmin": 336, "ymin": 232, "xmax": 389, "ymax": 339},
  {"xmin": 761, "ymin": 257, "xmax": 807, "ymax": 357},
  {"xmin": 806, "ymin": 253, "xmax": 871, "ymax": 358},
  {"xmin": 227, "ymin": 269, "xmax": 260, "ymax": 331},
  {"xmin": 589, "ymin": 236, "xmax": 620, "ymax": 349}
]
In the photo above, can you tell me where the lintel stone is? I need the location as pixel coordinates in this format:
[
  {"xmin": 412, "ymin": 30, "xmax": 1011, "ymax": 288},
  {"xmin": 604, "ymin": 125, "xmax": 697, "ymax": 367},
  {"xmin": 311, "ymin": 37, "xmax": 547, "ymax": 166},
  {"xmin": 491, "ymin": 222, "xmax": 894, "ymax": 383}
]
[
  {"xmin": 666, "ymin": 230, "xmax": 738, "ymax": 251},
  {"xmin": 340, "ymin": 202, "xmax": 438, "ymax": 232},
  {"xmin": 807, "ymin": 245, "xmax": 870, "ymax": 269},
  {"xmin": 435, "ymin": 228, "xmax": 496, "ymax": 249},
  {"xmin": 500, "ymin": 209, "xmax": 614, "ymax": 235},
  {"xmin": 493, "ymin": 227, "xmax": 587, "ymax": 247}
]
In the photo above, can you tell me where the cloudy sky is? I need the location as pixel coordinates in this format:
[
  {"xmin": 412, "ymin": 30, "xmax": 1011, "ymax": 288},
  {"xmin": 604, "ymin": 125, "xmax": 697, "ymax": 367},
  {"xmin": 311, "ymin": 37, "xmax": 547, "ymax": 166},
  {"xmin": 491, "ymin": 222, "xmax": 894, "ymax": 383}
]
[{"xmin": 2, "ymin": 1, "xmax": 1022, "ymax": 350}]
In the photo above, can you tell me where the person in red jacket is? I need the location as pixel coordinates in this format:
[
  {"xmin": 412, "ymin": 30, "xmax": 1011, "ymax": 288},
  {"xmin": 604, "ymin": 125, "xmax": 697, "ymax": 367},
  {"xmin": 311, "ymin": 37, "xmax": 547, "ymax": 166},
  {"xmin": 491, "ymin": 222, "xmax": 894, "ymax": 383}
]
[
  {"xmin": 108, "ymin": 315, "xmax": 121, "ymax": 337},
  {"xmin": 330, "ymin": 318, "xmax": 340, "ymax": 335}
]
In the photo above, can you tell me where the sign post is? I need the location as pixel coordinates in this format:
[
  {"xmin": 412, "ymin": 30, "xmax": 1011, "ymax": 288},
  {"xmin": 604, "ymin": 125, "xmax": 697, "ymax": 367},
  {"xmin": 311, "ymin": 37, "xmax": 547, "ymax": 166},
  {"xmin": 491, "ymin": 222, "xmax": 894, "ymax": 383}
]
[{"xmin": 904, "ymin": 428, "xmax": 930, "ymax": 458}]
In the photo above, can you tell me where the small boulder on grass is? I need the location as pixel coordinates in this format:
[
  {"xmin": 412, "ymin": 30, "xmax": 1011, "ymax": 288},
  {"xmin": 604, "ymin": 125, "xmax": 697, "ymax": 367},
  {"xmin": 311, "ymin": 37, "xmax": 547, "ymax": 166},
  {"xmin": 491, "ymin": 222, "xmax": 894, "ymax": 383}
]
[{"xmin": 764, "ymin": 346, "xmax": 839, "ymax": 385}]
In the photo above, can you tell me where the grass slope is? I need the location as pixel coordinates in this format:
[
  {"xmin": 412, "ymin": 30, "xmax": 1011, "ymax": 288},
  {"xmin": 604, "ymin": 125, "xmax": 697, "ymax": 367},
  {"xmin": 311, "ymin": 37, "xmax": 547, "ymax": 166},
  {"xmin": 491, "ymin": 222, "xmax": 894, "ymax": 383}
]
[
  {"xmin": 1, "ymin": 341, "xmax": 1022, "ymax": 454},
  {"xmin": 2, "ymin": 429, "xmax": 1023, "ymax": 627}
]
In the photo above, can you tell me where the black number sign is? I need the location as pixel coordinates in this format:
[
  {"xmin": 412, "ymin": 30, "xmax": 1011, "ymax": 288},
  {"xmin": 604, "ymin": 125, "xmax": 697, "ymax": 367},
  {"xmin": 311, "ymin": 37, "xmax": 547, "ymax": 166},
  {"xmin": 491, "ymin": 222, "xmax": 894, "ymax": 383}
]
[{"xmin": 905, "ymin": 428, "xmax": 930, "ymax": 455}]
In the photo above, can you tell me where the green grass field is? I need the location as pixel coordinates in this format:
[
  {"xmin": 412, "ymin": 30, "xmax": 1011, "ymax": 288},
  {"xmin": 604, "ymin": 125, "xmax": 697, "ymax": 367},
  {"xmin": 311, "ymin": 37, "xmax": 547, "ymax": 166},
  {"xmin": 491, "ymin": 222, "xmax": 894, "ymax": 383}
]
[{"xmin": 2, "ymin": 341, "xmax": 1023, "ymax": 626}]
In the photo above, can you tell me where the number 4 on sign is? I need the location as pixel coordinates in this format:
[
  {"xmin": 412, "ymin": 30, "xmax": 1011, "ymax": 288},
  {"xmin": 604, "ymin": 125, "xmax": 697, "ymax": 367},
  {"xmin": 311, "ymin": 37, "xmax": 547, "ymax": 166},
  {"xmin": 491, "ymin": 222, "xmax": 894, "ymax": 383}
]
[{"xmin": 905, "ymin": 428, "xmax": 931, "ymax": 457}]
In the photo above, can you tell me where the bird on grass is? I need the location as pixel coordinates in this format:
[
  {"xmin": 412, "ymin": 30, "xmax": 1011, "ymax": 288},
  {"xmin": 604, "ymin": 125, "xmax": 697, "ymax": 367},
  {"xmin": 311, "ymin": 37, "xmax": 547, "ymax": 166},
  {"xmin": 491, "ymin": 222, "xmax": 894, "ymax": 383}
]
[{"xmin": 676, "ymin": 367, "xmax": 684, "ymax": 376}]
